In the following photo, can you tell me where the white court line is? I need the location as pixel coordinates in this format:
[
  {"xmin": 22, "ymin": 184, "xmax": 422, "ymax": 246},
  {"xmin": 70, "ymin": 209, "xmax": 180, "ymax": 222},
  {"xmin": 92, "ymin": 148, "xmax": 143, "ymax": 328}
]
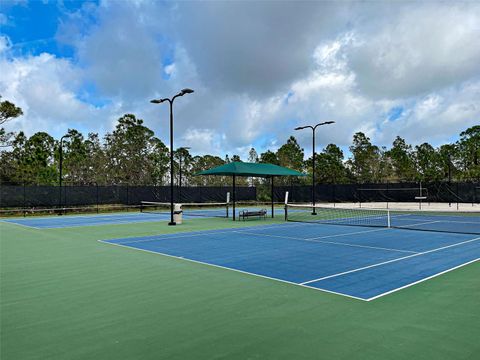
[
  {"xmin": 0, "ymin": 221, "xmax": 41, "ymax": 230},
  {"xmin": 394, "ymin": 217, "xmax": 480, "ymax": 225},
  {"xmin": 98, "ymin": 239, "xmax": 366, "ymax": 302},
  {"xmin": 107, "ymin": 222, "xmax": 318, "ymax": 244},
  {"xmin": 15, "ymin": 218, "xmax": 168, "ymax": 229},
  {"xmin": 98, "ymin": 232, "xmax": 480, "ymax": 302},
  {"xmin": 301, "ymin": 236, "xmax": 480, "ymax": 285},
  {"xmin": 236, "ymin": 228, "xmax": 418, "ymax": 254},
  {"xmin": 394, "ymin": 220, "xmax": 442, "ymax": 228},
  {"xmin": 1, "ymin": 213, "xmax": 163, "ymax": 229},
  {"xmin": 111, "ymin": 221, "xmax": 413, "ymax": 255},
  {"xmin": 366, "ymin": 257, "xmax": 480, "ymax": 301},
  {"xmin": 3, "ymin": 211, "xmax": 148, "ymax": 221},
  {"xmin": 1, "ymin": 211, "xmax": 224, "ymax": 229}
]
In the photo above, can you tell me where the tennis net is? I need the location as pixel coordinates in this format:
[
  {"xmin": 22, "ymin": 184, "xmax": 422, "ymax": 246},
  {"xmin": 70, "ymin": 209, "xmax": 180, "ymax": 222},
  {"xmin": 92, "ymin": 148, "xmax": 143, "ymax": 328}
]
[
  {"xmin": 140, "ymin": 201, "xmax": 229, "ymax": 218},
  {"xmin": 285, "ymin": 204, "xmax": 480, "ymax": 235}
]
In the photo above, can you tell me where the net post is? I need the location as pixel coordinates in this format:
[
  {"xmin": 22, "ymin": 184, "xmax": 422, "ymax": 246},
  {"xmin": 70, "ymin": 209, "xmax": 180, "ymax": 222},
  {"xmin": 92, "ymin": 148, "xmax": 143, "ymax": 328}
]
[
  {"xmin": 387, "ymin": 209, "xmax": 391, "ymax": 228},
  {"xmin": 226, "ymin": 192, "xmax": 230, "ymax": 218},
  {"xmin": 271, "ymin": 176, "xmax": 275, "ymax": 218}
]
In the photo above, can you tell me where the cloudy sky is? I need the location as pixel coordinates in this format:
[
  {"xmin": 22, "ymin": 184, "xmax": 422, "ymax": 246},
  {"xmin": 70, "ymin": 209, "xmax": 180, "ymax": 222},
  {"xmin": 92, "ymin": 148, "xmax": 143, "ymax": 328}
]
[{"xmin": 1, "ymin": 0, "xmax": 479, "ymax": 158}]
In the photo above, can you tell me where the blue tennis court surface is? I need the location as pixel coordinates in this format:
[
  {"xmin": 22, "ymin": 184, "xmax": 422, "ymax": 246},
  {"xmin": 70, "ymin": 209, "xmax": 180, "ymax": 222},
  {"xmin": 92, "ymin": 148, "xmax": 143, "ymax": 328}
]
[
  {"xmin": 2, "ymin": 212, "xmax": 215, "ymax": 228},
  {"xmin": 2, "ymin": 207, "xmax": 284, "ymax": 228},
  {"xmin": 101, "ymin": 222, "xmax": 480, "ymax": 301},
  {"xmin": 2, "ymin": 212, "xmax": 171, "ymax": 228}
]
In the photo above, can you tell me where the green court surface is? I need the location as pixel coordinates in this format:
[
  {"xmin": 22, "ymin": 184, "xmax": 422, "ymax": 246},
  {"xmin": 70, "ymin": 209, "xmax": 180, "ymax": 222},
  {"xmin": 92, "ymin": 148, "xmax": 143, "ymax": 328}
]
[{"xmin": 1, "ymin": 217, "xmax": 479, "ymax": 360}]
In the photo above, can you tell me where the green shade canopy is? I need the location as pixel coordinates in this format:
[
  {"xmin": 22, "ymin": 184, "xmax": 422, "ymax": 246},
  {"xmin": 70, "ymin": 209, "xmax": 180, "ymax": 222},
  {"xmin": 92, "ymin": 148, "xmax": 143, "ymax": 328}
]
[{"xmin": 195, "ymin": 162, "xmax": 305, "ymax": 177}]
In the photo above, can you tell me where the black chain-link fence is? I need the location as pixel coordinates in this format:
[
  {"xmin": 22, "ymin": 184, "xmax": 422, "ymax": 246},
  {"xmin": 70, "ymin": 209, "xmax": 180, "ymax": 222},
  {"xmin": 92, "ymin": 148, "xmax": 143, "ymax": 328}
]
[
  {"xmin": 1, "ymin": 182, "xmax": 478, "ymax": 209},
  {"xmin": 0, "ymin": 184, "xmax": 256, "ymax": 208},
  {"xmin": 273, "ymin": 182, "xmax": 480, "ymax": 204}
]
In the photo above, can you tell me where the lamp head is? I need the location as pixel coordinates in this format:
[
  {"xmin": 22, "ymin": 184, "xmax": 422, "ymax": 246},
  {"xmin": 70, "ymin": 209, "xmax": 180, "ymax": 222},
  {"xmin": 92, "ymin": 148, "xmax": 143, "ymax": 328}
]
[
  {"xmin": 180, "ymin": 88, "xmax": 194, "ymax": 95},
  {"xmin": 294, "ymin": 126, "xmax": 306, "ymax": 130},
  {"xmin": 150, "ymin": 99, "xmax": 166, "ymax": 104}
]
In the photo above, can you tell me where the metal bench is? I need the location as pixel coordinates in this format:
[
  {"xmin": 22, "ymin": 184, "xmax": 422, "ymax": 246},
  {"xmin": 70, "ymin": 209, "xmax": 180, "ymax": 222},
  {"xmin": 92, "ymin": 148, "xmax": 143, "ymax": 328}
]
[{"xmin": 239, "ymin": 209, "xmax": 267, "ymax": 221}]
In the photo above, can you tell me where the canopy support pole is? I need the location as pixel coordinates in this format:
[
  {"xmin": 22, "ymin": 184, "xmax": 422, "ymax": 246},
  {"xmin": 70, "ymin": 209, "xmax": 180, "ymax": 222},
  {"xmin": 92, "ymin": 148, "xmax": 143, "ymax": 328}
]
[
  {"xmin": 232, "ymin": 174, "xmax": 236, "ymax": 221},
  {"xmin": 271, "ymin": 176, "xmax": 274, "ymax": 218}
]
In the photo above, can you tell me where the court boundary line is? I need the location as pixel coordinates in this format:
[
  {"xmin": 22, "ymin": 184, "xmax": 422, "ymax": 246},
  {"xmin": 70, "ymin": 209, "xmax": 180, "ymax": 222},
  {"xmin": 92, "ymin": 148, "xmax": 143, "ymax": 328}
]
[
  {"xmin": 0, "ymin": 211, "xmax": 232, "ymax": 229},
  {"xmin": 98, "ymin": 239, "xmax": 367, "ymax": 302},
  {"xmin": 1, "ymin": 217, "xmax": 170, "ymax": 229},
  {"xmin": 99, "ymin": 234, "xmax": 480, "ymax": 302},
  {"xmin": 104, "ymin": 222, "xmax": 328, "ymax": 244},
  {"xmin": 1, "ymin": 212, "xmax": 233, "ymax": 229},
  {"xmin": 236, "ymin": 229, "xmax": 418, "ymax": 254},
  {"xmin": 394, "ymin": 217, "xmax": 480, "ymax": 225},
  {"xmin": 2, "ymin": 211, "xmax": 152, "ymax": 221},
  {"xmin": 301, "ymin": 236, "xmax": 480, "ymax": 286},
  {"xmin": 0, "ymin": 212, "xmax": 169, "ymax": 229},
  {"xmin": 365, "ymin": 257, "xmax": 480, "ymax": 301},
  {"xmin": 109, "ymin": 223, "xmax": 415, "ymax": 255},
  {"xmin": 0, "ymin": 221, "xmax": 41, "ymax": 230}
]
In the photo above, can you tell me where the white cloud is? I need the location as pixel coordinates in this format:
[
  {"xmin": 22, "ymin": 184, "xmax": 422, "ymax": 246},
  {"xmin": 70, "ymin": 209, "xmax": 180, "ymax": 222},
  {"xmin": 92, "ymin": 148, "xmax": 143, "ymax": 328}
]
[
  {"xmin": 180, "ymin": 128, "xmax": 226, "ymax": 156},
  {"xmin": 2, "ymin": 0, "xmax": 479, "ymax": 158},
  {"xmin": 346, "ymin": 3, "xmax": 480, "ymax": 99},
  {"xmin": 0, "ymin": 52, "xmax": 111, "ymax": 138},
  {"xmin": 173, "ymin": 1, "xmax": 346, "ymax": 97},
  {"xmin": 377, "ymin": 81, "xmax": 480, "ymax": 146},
  {"xmin": 0, "ymin": 35, "xmax": 10, "ymax": 53}
]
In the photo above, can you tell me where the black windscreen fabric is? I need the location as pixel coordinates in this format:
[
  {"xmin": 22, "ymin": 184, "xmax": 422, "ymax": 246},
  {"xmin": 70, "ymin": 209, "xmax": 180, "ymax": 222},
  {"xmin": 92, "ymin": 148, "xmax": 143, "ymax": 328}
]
[
  {"xmin": 273, "ymin": 182, "xmax": 479, "ymax": 204},
  {"xmin": 1, "ymin": 182, "xmax": 478, "ymax": 208},
  {"xmin": 25, "ymin": 186, "xmax": 60, "ymax": 207},
  {"xmin": 1, "ymin": 185, "xmax": 24, "ymax": 207},
  {"xmin": 0, "ymin": 184, "xmax": 256, "ymax": 207}
]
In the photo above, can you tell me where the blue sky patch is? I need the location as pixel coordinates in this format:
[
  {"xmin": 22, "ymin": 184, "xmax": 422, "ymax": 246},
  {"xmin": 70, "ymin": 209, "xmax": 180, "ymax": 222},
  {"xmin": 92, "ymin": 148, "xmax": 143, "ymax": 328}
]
[
  {"xmin": 0, "ymin": 0, "xmax": 96, "ymax": 58},
  {"xmin": 387, "ymin": 106, "xmax": 404, "ymax": 122}
]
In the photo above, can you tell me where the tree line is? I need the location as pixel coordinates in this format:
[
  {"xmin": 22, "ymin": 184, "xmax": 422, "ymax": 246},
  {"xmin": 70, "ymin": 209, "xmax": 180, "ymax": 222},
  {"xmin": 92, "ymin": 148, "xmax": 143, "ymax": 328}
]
[{"xmin": 0, "ymin": 96, "xmax": 479, "ymax": 186}]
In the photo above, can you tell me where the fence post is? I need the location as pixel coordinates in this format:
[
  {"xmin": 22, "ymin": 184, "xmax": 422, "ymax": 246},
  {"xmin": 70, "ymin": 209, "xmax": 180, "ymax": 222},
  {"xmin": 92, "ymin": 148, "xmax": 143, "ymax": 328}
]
[
  {"xmin": 358, "ymin": 183, "xmax": 362, "ymax": 208},
  {"xmin": 386, "ymin": 182, "xmax": 389, "ymax": 209},
  {"xmin": 457, "ymin": 182, "xmax": 459, "ymax": 210},
  {"xmin": 126, "ymin": 183, "xmax": 129, "ymax": 209},
  {"xmin": 23, "ymin": 181, "xmax": 26, "ymax": 217},
  {"xmin": 58, "ymin": 182, "xmax": 62, "ymax": 211},
  {"xmin": 64, "ymin": 184, "xmax": 67, "ymax": 215},
  {"xmin": 96, "ymin": 183, "xmax": 99, "ymax": 214},
  {"xmin": 333, "ymin": 183, "xmax": 336, "ymax": 205}
]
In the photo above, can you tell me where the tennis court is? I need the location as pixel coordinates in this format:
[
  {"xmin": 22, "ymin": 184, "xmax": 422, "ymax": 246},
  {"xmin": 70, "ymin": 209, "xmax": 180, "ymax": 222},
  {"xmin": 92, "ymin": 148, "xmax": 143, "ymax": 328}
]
[
  {"xmin": 2, "ymin": 203, "xmax": 286, "ymax": 229},
  {"xmin": 2, "ymin": 202, "xmax": 234, "ymax": 228},
  {"xmin": 102, "ymin": 215, "xmax": 480, "ymax": 301},
  {"xmin": 2, "ymin": 206, "xmax": 480, "ymax": 360}
]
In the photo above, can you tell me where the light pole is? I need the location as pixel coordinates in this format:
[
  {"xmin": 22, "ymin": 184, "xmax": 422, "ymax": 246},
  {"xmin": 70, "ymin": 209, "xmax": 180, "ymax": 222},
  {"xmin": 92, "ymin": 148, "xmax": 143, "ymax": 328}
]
[
  {"xmin": 151, "ymin": 88, "xmax": 194, "ymax": 225},
  {"xmin": 295, "ymin": 121, "xmax": 335, "ymax": 214},
  {"xmin": 177, "ymin": 146, "xmax": 191, "ymax": 202},
  {"xmin": 59, "ymin": 134, "xmax": 71, "ymax": 213}
]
